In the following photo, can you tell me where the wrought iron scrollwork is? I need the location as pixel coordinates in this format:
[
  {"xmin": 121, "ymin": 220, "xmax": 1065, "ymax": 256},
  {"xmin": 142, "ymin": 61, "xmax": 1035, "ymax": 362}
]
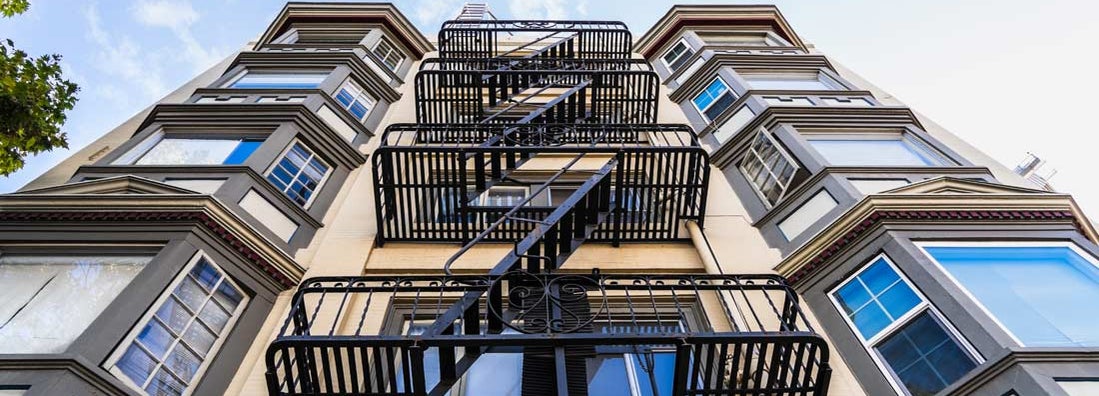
[{"xmin": 487, "ymin": 271, "xmax": 607, "ymax": 334}]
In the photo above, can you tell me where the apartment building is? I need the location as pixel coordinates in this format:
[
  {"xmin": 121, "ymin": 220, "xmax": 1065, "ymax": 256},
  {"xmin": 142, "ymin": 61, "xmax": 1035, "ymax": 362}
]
[{"xmin": 1, "ymin": 2, "xmax": 1096, "ymax": 396}]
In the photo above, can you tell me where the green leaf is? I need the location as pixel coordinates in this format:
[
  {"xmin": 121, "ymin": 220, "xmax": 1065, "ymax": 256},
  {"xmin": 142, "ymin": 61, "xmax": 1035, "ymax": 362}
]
[{"xmin": 0, "ymin": 36, "xmax": 79, "ymax": 175}]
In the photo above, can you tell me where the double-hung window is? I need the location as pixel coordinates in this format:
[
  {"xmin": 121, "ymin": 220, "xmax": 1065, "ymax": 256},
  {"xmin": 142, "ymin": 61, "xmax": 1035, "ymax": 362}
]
[
  {"xmin": 660, "ymin": 39, "xmax": 695, "ymax": 72},
  {"xmin": 739, "ymin": 130, "xmax": 800, "ymax": 207},
  {"xmin": 920, "ymin": 243, "xmax": 1099, "ymax": 347},
  {"xmin": 830, "ymin": 255, "xmax": 979, "ymax": 396},
  {"xmin": 803, "ymin": 131, "xmax": 948, "ymax": 167},
  {"xmin": 691, "ymin": 78, "xmax": 736, "ymax": 122},
  {"xmin": 115, "ymin": 133, "xmax": 262, "ymax": 166},
  {"xmin": 107, "ymin": 253, "xmax": 247, "ymax": 396},
  {"xmin": 266, "ymin": 141, "xmax": 331, "ymax": 207},
  {"xmin": 476, "ymin": 186, "xmax": 529, "ymax": 207},
  {"xmin": 0, "ymin": 253, "xmax": 150, "ymax": 353},
  {"xmin": 227, "ymin": 71, "xmax": 327, "ymax": 89},
  {"xmin": 334, "ymin": 79, "xmax": 376, "ymax": 123},
  {"xmin": 372, "ymin": 38, "xmax": 405, "ymax": 71}
]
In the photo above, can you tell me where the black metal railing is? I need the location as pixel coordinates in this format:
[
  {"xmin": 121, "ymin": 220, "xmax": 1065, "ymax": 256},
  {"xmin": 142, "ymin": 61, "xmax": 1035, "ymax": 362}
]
[
  {"xmin": 438, "ymin": 20, "xmax": 632, "ymax": 59},
  {"xmin": 265, "ymin": 272, "xmax": 831, "ymax": 396},
  {"xmin": 372, "ymin": 124, "xmax": 709, "ymax": 245},
  {"xmin": 414, "ymin": 68, "xmax": 659, "ymax": 124}
]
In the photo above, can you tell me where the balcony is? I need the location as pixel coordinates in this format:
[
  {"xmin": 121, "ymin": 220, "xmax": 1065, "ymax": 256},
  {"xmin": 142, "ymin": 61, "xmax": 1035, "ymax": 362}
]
[
  {"xmin": 438, "ymin": 20, "xmax": 632, "ymax": 59},
  {"xmin": 372, "ymin": 123, "xmax": 709, "ymax": 246},
  {"xmin": 265, "ymin": 272, "xmax": 832, "ymax": 396}
]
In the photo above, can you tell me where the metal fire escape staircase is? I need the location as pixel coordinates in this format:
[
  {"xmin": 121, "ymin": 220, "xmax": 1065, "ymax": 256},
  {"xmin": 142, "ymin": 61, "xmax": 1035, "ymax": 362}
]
[{"xmin": 265, "ymin": 15, "xmax": 831, "ymax": 396}]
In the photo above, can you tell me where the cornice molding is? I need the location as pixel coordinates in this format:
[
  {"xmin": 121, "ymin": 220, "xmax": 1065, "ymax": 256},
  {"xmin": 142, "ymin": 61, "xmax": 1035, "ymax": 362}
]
[
  {"xmin": 0, "ymin": 193, "xmax": 304, "ymax": 289},
  {"xmin": 256, "ymin": 2, "xmax": 433, "ymax": 57},
  {"xmin": 775, "ymin": 186, "xmax": 1097, "ymax": 286},
  {"xmin": 636, "ymin": 5, "xmax": 806, "ymax": 59},
  {"xmin": 0, "ymin": 357, "xmax": 128, "ymax": 395},
  {"xmin": 945, "ymin": 348, "xmax": 1099, "ymax": 395},
  {"xmin": 667, "ymin": 53, "xmax": 836, "ymax": 101}
]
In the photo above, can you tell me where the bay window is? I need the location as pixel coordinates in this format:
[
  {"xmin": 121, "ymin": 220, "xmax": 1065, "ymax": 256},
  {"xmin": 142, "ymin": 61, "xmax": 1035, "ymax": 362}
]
[
  {"xmin": 804, "ymin": 131, "xmax": 947, "ymax": 167},
  {"xmin": 742, "ymin": 71, "xmax": 844, "ymax": 91},
  {"xmin": 739, "ymin": 130, "xmax": 801, "ymax": 207},
  {"xmin": 0, "ymin": 253, "xmax": 150, "ymax": 353},
  {"xmin": 920, "ymin": 243, "xmax": 1099, "ymax": 347},
  {"xmin": 114, "ymin": 132, "xmax": 262, "ymax": 166},
  {"xmin": 691, "ymin": 78, "xmax": 736, "ymax": 122},
  {"xmin": 227, "ymin": 71, "xmax": 327, "ymax": 89},
  {"xmin": 107, "ymin": 253, "xmax": 247, "ymax": 396},
  {"xmin": 831, "ymin": 255, "xmax": 979, "ymax": 396}
]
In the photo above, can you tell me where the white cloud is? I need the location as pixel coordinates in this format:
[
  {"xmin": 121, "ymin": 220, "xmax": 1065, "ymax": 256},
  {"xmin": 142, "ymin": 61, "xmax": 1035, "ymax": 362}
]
[
  {"xmin": 509, "ymin": 0, "xmax": 568, "ymax": 19},
  {"xmin": 85, "ymin": 5, "xmax": 167, "ymax": 102},
  {"xmin": 131, "ymin": 0, "xmax": 225, "ymax": 73},
  {"xmin": 410, "ymin": 0, "xmax": 465, "ymax": 31}
]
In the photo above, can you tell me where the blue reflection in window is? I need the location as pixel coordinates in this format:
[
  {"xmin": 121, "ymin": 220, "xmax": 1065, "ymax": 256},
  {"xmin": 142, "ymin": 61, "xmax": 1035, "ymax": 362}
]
[
  {"xmin": 834, "ymin": 257, "xmax": 921, "ymax": 340},
  {"xmin": 926, "ymin": 245, "xmax": 1099, "ymax": 346}
]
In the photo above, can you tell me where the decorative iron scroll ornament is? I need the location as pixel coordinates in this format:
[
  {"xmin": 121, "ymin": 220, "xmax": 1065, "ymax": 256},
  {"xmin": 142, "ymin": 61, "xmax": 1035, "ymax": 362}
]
[
  {"xmin": 504, "ymin": 124, "xmax": 574, "ymax": 146},
  {"xmin": 488, "ymin": 271, "xmax": 607, "ymax": 334}
]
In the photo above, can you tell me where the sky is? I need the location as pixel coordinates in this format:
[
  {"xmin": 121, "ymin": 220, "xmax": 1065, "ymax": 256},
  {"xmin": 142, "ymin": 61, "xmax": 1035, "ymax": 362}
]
[{"xmin": 2, "ymin": 0, "xmax": 1098, "ymax": 216}]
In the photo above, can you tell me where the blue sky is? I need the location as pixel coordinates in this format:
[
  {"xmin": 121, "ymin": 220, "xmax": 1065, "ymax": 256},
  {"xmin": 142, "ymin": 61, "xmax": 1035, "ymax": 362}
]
[{"xmin": 2, "ymin": 0, "xmax": 1098, "ymax": 216}]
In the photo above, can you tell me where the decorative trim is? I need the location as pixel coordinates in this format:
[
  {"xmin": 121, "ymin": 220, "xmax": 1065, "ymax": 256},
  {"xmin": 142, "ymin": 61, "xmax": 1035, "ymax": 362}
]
[
  {"xmin": 0, "ymin": 357, "xmax": 129, "ymax": 395},
  {"xmin": 636, "ymin": 5, "xmax": 807, "ymax": 58},
  {"xmin": 787, "ymin": 209, "xmax": 1082, "ymax": 285},
  {"xmin": 255, "ymin": 3, "xmax": 434, "ymax": 57},
  {"xmin": 0, "ymin": 211, "xmax": 296, "ymax": 288}
]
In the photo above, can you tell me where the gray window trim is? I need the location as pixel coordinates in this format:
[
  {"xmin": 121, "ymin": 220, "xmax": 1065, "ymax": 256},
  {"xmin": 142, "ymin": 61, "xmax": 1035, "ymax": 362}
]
[{"xmin": 827, "ymin": 253, "xmax": 983, "ymax": 396}]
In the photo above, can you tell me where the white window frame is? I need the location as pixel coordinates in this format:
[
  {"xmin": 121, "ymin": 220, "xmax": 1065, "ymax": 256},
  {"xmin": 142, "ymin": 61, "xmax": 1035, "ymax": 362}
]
[
  {"xmin": 827, "ymin": 254, "xmax": 982, "ymax": 396},
  {"xmin": 270, "ymin": 28, "xmax": 299, "ymax": 45},
  {"xmin": 659, "ymin": 38, "xmax": 694, "ymax": 72},
  {"xmin": 334, "ymin": 78, "xmax": 377, "ymax": 123},
  {"xmin": 372, "ymin": 37, "xmax": 405, "ymax": 71},
  {"xmin": 104, "ymin": 251, "xmax": 249, "ymax": 396},
  {"xmin": 264, "ymin": 139, "xmax": 334, "ymax": 209},
  {"xmin": 915, "ymin": 241, "xmax": 1099, "ymax": 348},
  {"xmin": 690, "ymin": 77, "xmax": 734, "ymax": 122},
  {"xmin": 696, "ymin": 30, "xmax": 792, "ymax": 47},
  {"xmin": 475, "ymin": 186, "xmax": 530, "ymax": 207},
  {"xmin": 738, "ymin": 128, "xmax": 800, "ymax": 208}
]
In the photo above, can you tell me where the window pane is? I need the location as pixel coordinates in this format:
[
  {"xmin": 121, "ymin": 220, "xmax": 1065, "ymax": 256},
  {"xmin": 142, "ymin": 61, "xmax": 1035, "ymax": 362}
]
[
  {"xmin": 874, "ymin": 311, "xmax": 976, "ymax": 396},
  {"xmin": 230, "ymin": 72, "xmax": 326, "ymax": 89},
  {"xmin": 267, "ymin": 143, "xmax": 330, "ymax": 207},
  {"xmin": 926, "ymin": 245, "xmax": 1099, "ymax": 346},
  {"xmin": 110, "ymin": 255, "xmax": 246, "ymax": 394},
  {"xmin": 703, "ymin": 92, "xmax": 735, "ymax": 121},
  {"xmin": 223, "ymin": 139, "xmax": 262, "ymax": 165},
  {"xmin": 632, "ymin": 352, "xmax": 676, "ymax": 396},
  {"xmin": 833, "ymin": 258, "xmax": 920, "ymax": 340},
  {"xmin": 461, "ymin": 352, "xmax": 523, "ymax": 395},
  {"xmin": 0, "ymin": 255, "xmax": 148, "ymax": 353},
  {"xmin": 587, "ymin": 355, "xmax": 632, "ymax": 396},
  {"xmin": 136, "ymin": 138, "xmax": 240, "ymax": 165},
  {"xmin": 807, "ymin": 138, "xmax": 941, "ymax": 167}
]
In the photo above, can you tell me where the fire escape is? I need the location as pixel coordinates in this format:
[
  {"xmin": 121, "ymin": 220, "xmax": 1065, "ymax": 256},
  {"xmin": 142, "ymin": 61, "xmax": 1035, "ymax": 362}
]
[{"xmin": 266, "ymin": 19, "xmax": 831, "ymax": 396}]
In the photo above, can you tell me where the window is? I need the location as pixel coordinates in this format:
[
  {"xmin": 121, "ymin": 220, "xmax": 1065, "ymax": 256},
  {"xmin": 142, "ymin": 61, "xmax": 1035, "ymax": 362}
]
[
  {"xmin": 921, "ymin": 244, "xmax": 1099, "ymax": 347},
  {"xmin": 396, "ymin": 322, "xmax": 523, "ymax": 396},
  {"xmin": 372, "ymin": 37, "xmax": 405, "ymax": 70},
  {"xmin": 266, "ymin": 142, "xmax": 331, "ymax": 207},
  {"xmin": 697, "ymin": 31, "xmax": 789, "ymax": 47},
  {"xmin": 108, "ymin": 253, "xmax": 246, "ymax": 396},
  {"xmin": 660, "ymin": 39, "xmax": 695, "ymax": 72},
  {"xmin": 115, "ymin": 133, "xmax": 262, "ymax": 166},
  {"xmin": 691, "ymin": 78, "xmax": 736, "ymax": 122},
  {"xmin": 739, "ymin": 130, "xmax": 800, "ymax": 207},
  {"xmin": 334, "ymin": 79, "xmax": 376, "ymax": 123},
  {"xmin": 830, "ymin": 256, "xmax": 979, "ymax": 396},
  {"xmin": 0, "ymin": 253, "xmax": 150, "ymax": 353},
  {"xmin": 804, "ymin": 132, "xmax": 947, "ymax": 167},
  {"xmin": 476, "ymin": 186, "xmax": 529, "ymax": 207},
  {"xmin": 742, "ymin": 72, "xmax": 844, "ymax": 91},
  {"xmin": 227, "ymin": 71, "xmax": 327, "ymax": 89}
]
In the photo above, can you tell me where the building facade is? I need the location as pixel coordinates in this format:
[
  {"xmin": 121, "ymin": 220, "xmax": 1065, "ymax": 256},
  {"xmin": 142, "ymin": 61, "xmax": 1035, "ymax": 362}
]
[{"xmin": 1, "ymin": 3, "xmax": 1097, "ymax": 396}]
